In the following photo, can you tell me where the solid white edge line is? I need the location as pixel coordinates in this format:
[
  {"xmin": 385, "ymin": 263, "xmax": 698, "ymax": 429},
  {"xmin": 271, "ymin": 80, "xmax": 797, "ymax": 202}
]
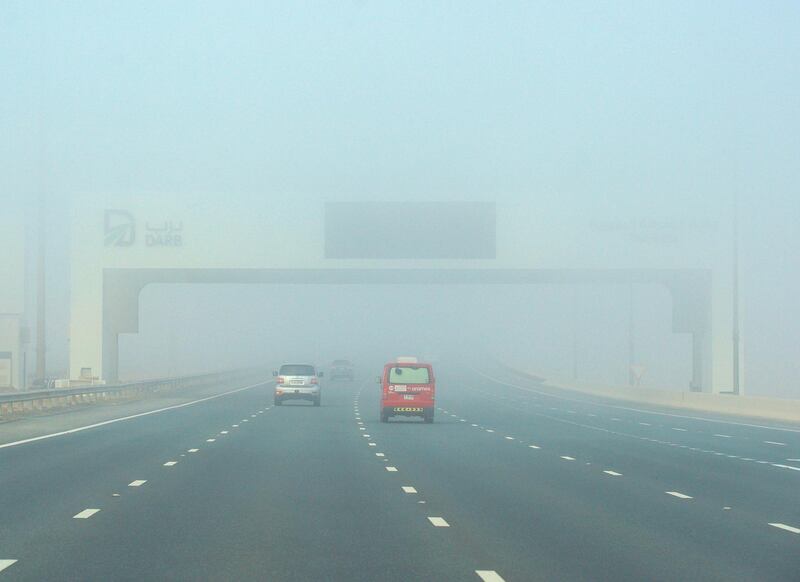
[
  {"xmin": 0, "ymin": 380, "xmax": 269, "ymax": 450},
  {"xmin": 471, "ymin": 368, "xmax": 800, "ymax": 433},
  {"xmin": 475, "ymin": 571, "xmax": 505, "ymax": 582},
  {"xmin": 0, "ymin": 560, "xmax": 18, "ymax": 573},
  {"xmin": 769, "ymin": 522, "xmax": 800, "ymax": 534},
  {"xmin": 772, "ymin": 463, "xmax": 800, "ymax": 472},
  {"xmin": 73, "ymin": 508, "xmax": 101, "ymax": 519}
]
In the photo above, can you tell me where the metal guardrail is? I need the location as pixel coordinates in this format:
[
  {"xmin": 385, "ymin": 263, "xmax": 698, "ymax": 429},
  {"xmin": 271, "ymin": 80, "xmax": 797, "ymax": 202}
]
[{"xmin": 0, "ymin": 368, "xmax": 266, "ymax": 419}]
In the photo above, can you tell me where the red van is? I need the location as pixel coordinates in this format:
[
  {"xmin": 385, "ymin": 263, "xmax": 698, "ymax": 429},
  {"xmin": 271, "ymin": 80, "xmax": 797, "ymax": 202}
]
[{"xmin": 379, "ymin": 361, "xmax": 435, "ymax": 423}]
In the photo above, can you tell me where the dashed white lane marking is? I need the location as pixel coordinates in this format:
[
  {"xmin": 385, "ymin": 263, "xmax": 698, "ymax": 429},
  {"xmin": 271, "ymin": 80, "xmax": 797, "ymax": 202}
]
[
  {"xmin": 713, "ymin": 434, "xmax": 732, "ymax": 438},
  {"xmin": 427, "ymin": 517, "xmax": 450, "ymax": 527},
  {"xmin": 251, "ymin": 414, "xmax": 257, "ymax": 418},
  {"xmin": 112, "ymin": 493, "xmax": 120, "ymax": 497},
  {"xmin": 528, "ymin": 444, "xmax": 541, "ymax": 449},
  {"xmin": 376, "ymin": 453, "xmax": 385, "ymax": 457},
  {"xmin": 471, "ymin": 424, "xmax": 478, "ymax": 427},
  {"xmin": 386, "ymin": 466, "xmax": 398, "ymax": 472},
  {"xmin": 206, "ymin": 438, "xmax": 216, "ymax": 442},
  {"xmin": 368, "ymin": 443, "xmax": 377, "ymax": 447},
  {"xmin": 666, "ymin": 491, "xmax": 693, "ymax": 499},
  {"xmin": 772, "ymin": 463, "xmax": 800, "ymax": 472},
  {"xmin": 611, "ymin": 418, "xmax": 621, "ymax": 421},
  {"xmin": 242, "ymin": 419, "xmax": 249, "ymax": 422},
  {"xmin": 769, "ymin": 522, "xmax": 800, "ymax": 534},
  {"xmin": 0, "ymin": 381, "xmax": 269, "ymax": 450},
  {"xmin": 603, "ymin": 470, "xmax": 622, "ymax": 477},
  {"xmin": 671, "ymin": 427, "xmax": 687, "ymax": 432},
  {"xmin": 0, "ymin": 560, "xmax": 18, "ymax": 573},
  {"xmin": 163, "ymin": 461, "xmax": 178, "ymax": 467},
  {"xmin": 188, "ymin": 448, "xmax": 199, "ymax": 453},
  {"xmin": 128, "ymin": 480, "xmax": 147, "ymax": 487},
  {"xmin": 764, "ymin": 441, "xmax": 787, "ymax": 446},
  {"xmin": 363, "ymin": 434, "xmax": 371, "ymax": 438},
  {"xmin": 787, "ymin": 458, "xmax": 800, "ymax": 462},
  {"xmin": 638, "ymin": 422, "xmax": 651, "ymax": 426},
  {"xmin": 232, "ymin": 425, "xmax": 239, "ymax": 428},
  {"xmin": 504, "ymin": 436, "xmax": 514, "ymax": 440},
  {"xmin": 475, "ymin": 571, "xmax": 505, "ymax": 582},
  {"xmin": 460, "ymin": 419, "xmax": 467, "ymax": 422},
  {"xmin": 486, "ymin": 429, "xmax": 495, "ymax": 433},
  {"xmin": 359, "ymin": 427, "xmax": 366, "ymax": 431},
  {"xmin": 402, "ymin": 486, "xmax": 417, "ymax": 493},
  {"xmin": 73, "ymin": 508, "xmax": 101, "ymax": 519},
  {"xmin": 560, "ymin": 456, "xmax": 575, "ymax": 461},
  {"xmin": 220, "ymin": 431, "xmax": 229, "ymax": 435}
]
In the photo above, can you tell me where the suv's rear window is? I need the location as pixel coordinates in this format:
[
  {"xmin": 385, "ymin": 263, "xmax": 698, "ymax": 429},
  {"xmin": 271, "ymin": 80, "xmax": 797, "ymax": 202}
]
[
  {"xmin": 389, "ymin": 366, "xmax": 430, "ymax": 384},
  {"xmin": 280, "ymin": 364, "xmax": 315, "ymax": 376}
]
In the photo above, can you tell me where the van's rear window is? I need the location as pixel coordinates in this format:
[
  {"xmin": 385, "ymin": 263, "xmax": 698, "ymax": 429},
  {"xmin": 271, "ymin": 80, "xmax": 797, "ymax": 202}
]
[
  {"xmin": 389, "ymin": 367, "xmax": 430, "ymax": 384},
  {"xmin": 280, "ymin": 365, "xmax": 315, "ymax": 376}
]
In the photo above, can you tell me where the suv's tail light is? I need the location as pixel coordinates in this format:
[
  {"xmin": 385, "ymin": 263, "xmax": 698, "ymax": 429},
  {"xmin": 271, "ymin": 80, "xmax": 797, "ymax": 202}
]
[{"xmin": 277, "ymin": 376, "xmax": 286, "ymax": 384}]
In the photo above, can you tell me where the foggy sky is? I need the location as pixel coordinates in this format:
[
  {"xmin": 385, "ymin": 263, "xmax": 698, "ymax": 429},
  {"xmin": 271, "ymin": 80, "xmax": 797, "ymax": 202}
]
[{"xmin": 2, "ymin": 2, "xmax": 799, "ymax": 395}]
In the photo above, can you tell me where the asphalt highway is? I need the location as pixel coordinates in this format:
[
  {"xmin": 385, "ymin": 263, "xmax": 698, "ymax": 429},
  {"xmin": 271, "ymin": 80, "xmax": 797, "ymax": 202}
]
[{"xmin": 1, "ymin": 366, "xmax": 799, "ymax": 580}]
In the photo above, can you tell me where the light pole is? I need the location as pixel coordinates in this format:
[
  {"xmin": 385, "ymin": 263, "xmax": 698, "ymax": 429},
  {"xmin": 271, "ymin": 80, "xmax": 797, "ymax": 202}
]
[
  {"xmin": 732, "ymin": 192, "xmax": 741, "ymax": 395},
  {"xmin": 628, "ymin": 281, "xmax": 635, "ymax": 386},
  {"xmin": 35, "ymin": 193, "xmax": 46, "ymax": 384}
]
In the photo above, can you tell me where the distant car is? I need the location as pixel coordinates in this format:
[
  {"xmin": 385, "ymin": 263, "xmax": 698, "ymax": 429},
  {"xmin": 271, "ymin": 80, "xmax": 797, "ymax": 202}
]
[
  {"xmin": 378, "ymin": 360, "xmax": 436, "ymax": 423},
  {"xmin": 273, "ymin": 363, "xmax": 322, "ymax": 406},
  {"xmin": 330, "ymin": 359, "xmax": 354, "ymax": 381}
]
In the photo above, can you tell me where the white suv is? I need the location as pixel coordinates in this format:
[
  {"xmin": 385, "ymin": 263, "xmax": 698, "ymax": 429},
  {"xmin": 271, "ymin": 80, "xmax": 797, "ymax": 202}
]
[{"xmin": 273, "ymin": 363, "xmax": 322, "ymax": 406}]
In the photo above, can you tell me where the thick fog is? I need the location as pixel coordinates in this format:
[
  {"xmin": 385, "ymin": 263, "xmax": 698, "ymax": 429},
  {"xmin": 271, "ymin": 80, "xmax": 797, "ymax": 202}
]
[{"xmin": 2, "ymin": 2, "xmax": 799, "ymax": 397}]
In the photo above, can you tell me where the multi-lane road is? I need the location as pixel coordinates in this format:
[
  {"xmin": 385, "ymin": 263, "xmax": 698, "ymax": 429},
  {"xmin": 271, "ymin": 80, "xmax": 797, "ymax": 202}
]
[{"xmin": 1, "ymin": 364, "xmax": 799, "ymax": 580}]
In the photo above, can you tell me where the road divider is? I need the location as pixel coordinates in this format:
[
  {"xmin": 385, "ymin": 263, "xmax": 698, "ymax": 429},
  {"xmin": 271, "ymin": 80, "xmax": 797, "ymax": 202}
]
[
  {"xmin": 0, "ymin": 368, "xmax": 268, "ymax": 421},
  {"xmin": 485, "ymin": 363, "xmax": 800, "ymax": 425}
]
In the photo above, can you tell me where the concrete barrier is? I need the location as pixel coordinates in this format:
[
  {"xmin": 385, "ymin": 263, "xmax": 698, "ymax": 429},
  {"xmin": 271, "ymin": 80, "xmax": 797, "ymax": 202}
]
[{"xmin": 494, "ymin": 361, "xmax": 800, "ymax": 424}]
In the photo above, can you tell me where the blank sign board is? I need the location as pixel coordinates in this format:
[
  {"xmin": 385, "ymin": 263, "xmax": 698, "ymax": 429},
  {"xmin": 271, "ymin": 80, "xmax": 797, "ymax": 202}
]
[{"xmin": 325, "ymin": 202, "xmax": 496, "ymax": 259}]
